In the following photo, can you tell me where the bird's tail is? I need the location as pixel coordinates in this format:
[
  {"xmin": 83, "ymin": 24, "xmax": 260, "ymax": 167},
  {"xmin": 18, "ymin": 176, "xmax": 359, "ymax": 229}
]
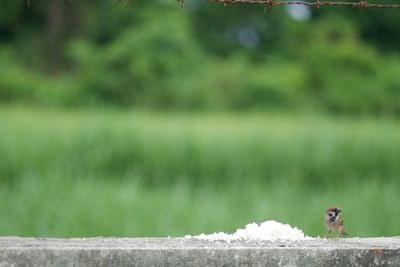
[{"xmin": 340, "ymin": 227, "xmax": 349, "ymax": 236}]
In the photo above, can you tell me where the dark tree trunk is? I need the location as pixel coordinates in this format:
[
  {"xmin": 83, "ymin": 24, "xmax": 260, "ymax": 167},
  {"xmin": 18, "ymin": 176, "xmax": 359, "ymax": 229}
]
[{"xmin": 45, "ymin": 0, "xmax": 67, "ymax": 74}]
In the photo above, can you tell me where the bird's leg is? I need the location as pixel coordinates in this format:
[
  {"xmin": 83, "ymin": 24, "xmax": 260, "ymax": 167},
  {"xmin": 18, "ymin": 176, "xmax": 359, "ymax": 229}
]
[{"xmin": 324, "ymin": 230, "xmax": 331, "ymax": 238}]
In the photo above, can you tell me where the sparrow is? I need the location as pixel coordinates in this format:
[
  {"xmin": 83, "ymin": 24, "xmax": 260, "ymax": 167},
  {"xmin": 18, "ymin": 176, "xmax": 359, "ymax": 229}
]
[{"xmin": 324, "ymin": 206, "xmax": 349, "ymax": 238}]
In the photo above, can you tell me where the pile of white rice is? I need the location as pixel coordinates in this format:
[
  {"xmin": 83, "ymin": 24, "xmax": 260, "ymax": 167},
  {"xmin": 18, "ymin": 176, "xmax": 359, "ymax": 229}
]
[{"xmin": 185, "ymin": 220, "xmax": 313, "ymax": 241}]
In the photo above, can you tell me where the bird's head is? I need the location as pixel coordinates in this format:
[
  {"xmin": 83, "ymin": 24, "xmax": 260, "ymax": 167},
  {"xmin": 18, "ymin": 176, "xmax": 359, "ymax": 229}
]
[{"xmin": 326, "ymin": 206, "xmax": 341, "ymax": 221}]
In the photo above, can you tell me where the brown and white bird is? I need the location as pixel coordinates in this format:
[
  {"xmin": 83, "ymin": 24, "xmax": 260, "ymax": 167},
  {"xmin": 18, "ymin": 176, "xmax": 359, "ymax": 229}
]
[{"xmin": 324, "ymin": 206, "xmax": 349, "ymax": 238}]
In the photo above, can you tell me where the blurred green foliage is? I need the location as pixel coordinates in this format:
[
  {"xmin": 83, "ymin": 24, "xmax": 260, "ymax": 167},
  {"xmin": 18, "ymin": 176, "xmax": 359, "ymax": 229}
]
[
  {"xmin": 0, "ymin": 1, "xmax": 399, "ymax": 114},
  {"xmin": 0, "ymin": 108, "xmax": 399, "ymax": 237},
  {"xmin": 2, "ymin": 108, "xmax": 400, "ymax": 188}
]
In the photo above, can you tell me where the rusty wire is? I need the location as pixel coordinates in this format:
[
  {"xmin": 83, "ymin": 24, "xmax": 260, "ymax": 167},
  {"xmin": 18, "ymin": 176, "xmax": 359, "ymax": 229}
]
[{"xmin": 178, "ymin": 0, "xmax": 400, "ymax": 9}]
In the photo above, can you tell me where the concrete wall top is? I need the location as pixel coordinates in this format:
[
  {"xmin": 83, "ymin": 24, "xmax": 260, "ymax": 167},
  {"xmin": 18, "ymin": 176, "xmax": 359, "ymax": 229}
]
[{"xmin": 0, "ymin": 237, "xmax": 399, "ymax": 266}]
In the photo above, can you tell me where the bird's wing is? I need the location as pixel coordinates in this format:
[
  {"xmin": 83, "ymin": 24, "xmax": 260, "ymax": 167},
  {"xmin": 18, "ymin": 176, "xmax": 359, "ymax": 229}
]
[{"xmin": 338, "ymin": 216, "xmax": 344, "ymax": 226}]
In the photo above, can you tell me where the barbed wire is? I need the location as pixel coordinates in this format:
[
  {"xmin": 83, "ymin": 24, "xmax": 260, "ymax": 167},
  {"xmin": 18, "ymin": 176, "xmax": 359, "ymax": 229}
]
[
  {"xmin": 178, "ymin": 0, "xmax": 400, "ymax": 9},
  {"xmin": 25, "ymin": 0, "xmax": 400, "ymax": 10}
]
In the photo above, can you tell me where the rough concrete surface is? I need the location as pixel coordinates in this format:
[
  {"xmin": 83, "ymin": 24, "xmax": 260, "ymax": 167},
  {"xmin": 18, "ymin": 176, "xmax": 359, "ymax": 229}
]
[{"xmin": 0, "ymin": 237, "xmax": 399, "ymax": 266}]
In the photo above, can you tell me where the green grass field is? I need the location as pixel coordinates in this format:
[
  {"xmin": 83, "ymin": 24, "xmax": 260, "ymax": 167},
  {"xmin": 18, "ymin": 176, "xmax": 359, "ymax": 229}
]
[{"xmin": 0, "ymin": 107, "xmax": 399, "ymax": 238}]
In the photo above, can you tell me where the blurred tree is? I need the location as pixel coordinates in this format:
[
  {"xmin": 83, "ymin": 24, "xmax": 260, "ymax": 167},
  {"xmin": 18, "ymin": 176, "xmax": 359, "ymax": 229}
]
[
  {"xmin": 314, "ymin": 8, "xmax": 400, "ymax": 51},
  {"xmin": 45, "ymin": 0, "xmax": 68, "ymax": 73},
  {"xmin": 190, "ymin": 3, "xmax": 289, "ymax": 61},
  {"xmin": 0, "ymin": 0, "xmax": 399, "ymax": 114}
]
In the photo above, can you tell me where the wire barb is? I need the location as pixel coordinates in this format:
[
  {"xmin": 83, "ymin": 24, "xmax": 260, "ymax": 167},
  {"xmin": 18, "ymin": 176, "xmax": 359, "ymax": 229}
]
[
  {"xmin": 264, "ymin": 0, "xmax": 273, "ymax": 13},
  {"xmin": 359, "ymin": 0, "xmax": 368, "ymax": 8},
  {"xmin": 224, "ymin": 0, "xmax": 233, "ymax": 7}
]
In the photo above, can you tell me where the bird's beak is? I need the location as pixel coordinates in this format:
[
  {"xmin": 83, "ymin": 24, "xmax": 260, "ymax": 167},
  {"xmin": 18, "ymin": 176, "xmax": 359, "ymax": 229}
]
[{"xmin": 337, "ymin": 209, "xmax": 342, "ymax": 213}]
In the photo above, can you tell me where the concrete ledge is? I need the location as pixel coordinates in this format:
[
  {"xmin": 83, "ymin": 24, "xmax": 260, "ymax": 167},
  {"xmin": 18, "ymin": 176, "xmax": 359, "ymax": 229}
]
[{"xmin": 0, "ymin": 237, "xmax": 399, "ymax": 266}]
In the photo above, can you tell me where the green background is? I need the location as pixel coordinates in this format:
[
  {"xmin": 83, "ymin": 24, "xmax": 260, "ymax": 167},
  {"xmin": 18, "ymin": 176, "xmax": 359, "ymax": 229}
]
[{"xmin": 0, "ymin": 0, "xmax": 399, "ymax": 238}]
